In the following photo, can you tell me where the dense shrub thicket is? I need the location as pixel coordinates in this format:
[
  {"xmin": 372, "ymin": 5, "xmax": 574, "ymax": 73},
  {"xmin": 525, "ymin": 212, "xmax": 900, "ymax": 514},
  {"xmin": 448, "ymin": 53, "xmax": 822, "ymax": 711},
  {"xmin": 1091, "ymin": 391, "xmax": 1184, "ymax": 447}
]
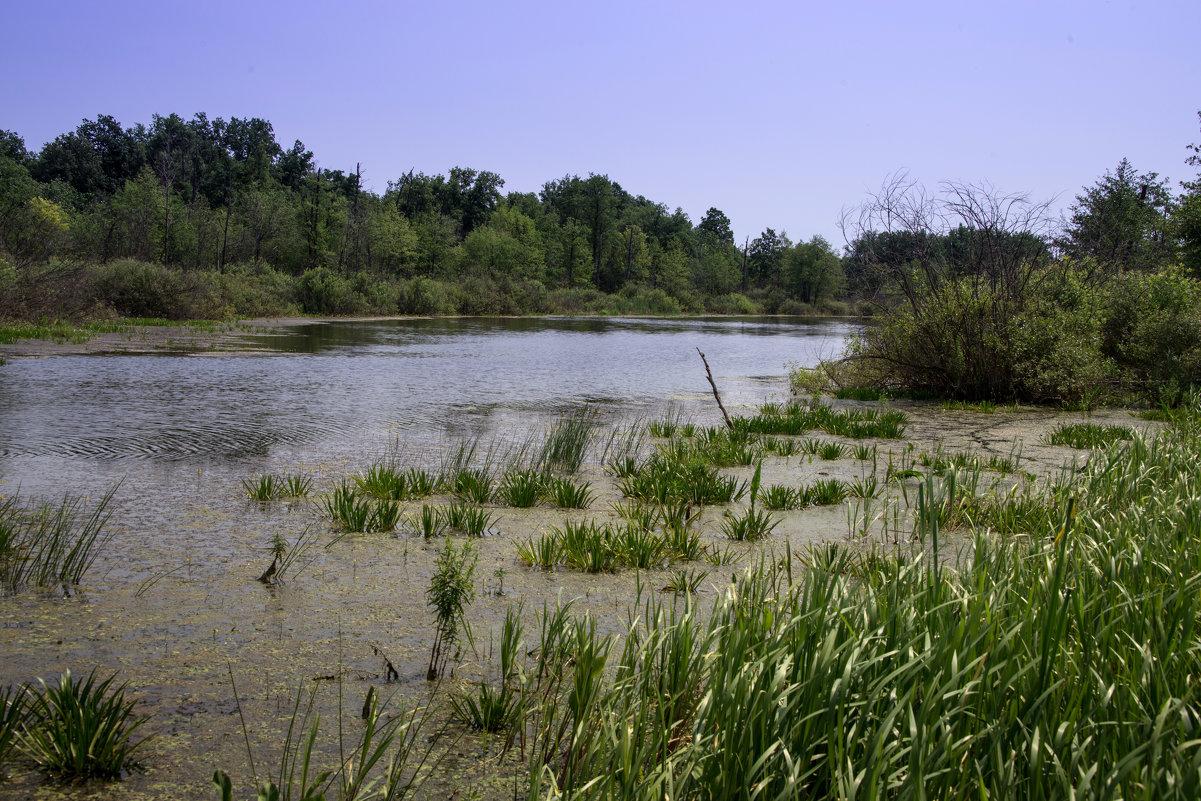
[{"xmin": 0, "ymin": 114, "xmax": 847, "ymax": 323}]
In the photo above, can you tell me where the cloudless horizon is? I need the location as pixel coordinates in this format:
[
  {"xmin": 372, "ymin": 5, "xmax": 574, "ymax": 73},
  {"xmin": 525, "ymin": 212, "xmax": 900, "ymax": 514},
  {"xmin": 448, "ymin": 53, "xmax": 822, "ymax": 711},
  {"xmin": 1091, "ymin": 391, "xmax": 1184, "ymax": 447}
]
[{"xmin": 3, "ymin": 0, "xmax": 1198, "ymax": 248}]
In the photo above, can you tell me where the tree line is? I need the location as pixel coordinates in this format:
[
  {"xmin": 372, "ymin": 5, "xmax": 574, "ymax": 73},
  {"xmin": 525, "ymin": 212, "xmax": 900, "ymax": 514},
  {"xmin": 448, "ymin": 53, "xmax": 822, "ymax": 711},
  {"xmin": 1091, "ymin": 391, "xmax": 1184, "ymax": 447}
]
[{"xmin": 0, "ymin": 113, "xmax": 845, "ymax": 319}]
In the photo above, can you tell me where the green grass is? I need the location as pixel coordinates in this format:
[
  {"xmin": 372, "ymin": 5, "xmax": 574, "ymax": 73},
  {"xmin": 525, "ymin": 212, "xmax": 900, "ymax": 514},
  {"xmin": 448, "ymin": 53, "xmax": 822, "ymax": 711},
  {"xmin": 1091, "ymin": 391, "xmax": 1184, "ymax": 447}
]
[
  {"xmin": 241, "ymin": 474, "xmax": 282, "ymax": 501},
  {"xmin": 717, "ymin": 506, "xmax": 779, "ymax": 541},
  {"xmin": 406, "ymin": 504, "xmax": 449, "ymax": 539},
  {"xmin": 537, "ymin": 410, "xmax": 597, "ymax": 474},
  {"xmin": 546, "ymin": 477, "xmax": 594, "ymax": 509},
  {"xmin": 507, "ymin": 404, "xmax": 1201, "ymax": 797},
  {"xmin": 940, "ymin": 398, "xmax": 998, "ymax": 413},
  {"xmin": 1044, "ymin": 422, "xmax": 1137, "ymax": 448},
  {"xmin": 496, "ymin": 469, "xmax": 545, "ymax": 508},
  {"xmin": 444, "ymin": 502, "xmax": 494, "ymax": 537},
  {"xmin": 761, "ymin": 484, "xmax": 804, "ymax": 511},
  {"xmin": 18, "ymin": 670, "xmax": 149, "ymax": 780},
  {"xmin": 0, "ymin": 684, "xmax": 25, "ymax": 775},
  {"xmin": 449, "ymin": 681, "xmax": 521, "ymax": 734}
]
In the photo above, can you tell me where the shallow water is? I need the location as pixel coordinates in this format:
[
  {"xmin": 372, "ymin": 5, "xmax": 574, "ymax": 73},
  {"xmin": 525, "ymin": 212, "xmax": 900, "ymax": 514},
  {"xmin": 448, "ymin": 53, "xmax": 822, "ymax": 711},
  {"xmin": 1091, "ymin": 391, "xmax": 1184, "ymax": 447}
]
[
  {"xmin": 0, "ymin": 316, "xmax": 1135, "ymax": 798},
  {"xmin": 0, "ymin": 316, "xmax": 853, "ymax": 798}
]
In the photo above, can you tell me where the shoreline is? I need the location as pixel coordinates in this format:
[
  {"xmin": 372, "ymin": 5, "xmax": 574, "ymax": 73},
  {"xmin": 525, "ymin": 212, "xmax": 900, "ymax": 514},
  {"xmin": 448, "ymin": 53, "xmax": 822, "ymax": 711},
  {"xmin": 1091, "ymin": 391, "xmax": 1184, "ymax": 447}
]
[{"xmin": 0, "ymin": 312, "xmax": 865, "ymax": 360}]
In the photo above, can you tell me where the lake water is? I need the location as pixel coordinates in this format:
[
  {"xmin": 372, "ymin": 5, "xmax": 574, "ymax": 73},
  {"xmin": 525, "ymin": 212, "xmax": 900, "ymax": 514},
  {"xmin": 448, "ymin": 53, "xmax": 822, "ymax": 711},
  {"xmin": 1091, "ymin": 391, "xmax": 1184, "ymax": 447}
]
[{"xmin": 0, "ymin": 316, "xmax": 854, "ymax": 494}]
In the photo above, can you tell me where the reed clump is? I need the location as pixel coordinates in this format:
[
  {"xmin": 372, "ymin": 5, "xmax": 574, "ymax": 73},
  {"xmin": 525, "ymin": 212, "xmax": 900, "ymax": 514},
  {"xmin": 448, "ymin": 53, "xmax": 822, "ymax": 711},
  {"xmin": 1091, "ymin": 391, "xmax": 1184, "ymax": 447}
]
[
  {"xmin": 0, "ymin": 487, "xmax": 116, "ymax": 593},
  {"xmin": 507, "ymin": 400, "xmax": 1201, "ymax": 800}
]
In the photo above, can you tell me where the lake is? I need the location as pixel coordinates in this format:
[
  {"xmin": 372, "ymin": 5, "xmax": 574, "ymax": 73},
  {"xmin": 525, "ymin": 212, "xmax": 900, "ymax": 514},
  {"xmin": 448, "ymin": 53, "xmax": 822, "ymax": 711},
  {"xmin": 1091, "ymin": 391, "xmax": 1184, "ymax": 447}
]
[{"xmin": 0, "ymin": 316, "xmax": 855, "ymax": 495}]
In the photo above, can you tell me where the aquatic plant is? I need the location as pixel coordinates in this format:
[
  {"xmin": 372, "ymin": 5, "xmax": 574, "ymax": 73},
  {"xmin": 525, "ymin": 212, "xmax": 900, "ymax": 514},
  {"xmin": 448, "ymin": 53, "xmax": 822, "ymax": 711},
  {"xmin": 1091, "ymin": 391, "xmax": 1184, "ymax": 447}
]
[
  {"xmin": 281, "ymin": 473, "xmax": 313, "ymax": 498},
  {"xmin": 407, "ymin": 504, "xmax": 448, "ymax": 539},
  {"xmin": 354, "ymin": 462, "xmax": 409, "ymax": 499},
  {"xmin": 444, "ymin": 502, "xmax": 494, "ymax": 537},
  {"xmin": 661, "ymin": 503, "xmax": 704, "ymax": 561},
  {"xmin": 761, "ymin": 484, "xmax": 804, "ymax": 511},
  {"xmin": 242, "ymin": 474, "xmax": 282, "ymax": 501},
  {"xmin": 0, "ymin": 487, "xmax": 116, "ymax": 593},
  {"xmin": 611, "ymin": 524, "xmax": 669, "ymax": 569},
  {"xmin": 817, "ymin": 441, "xmax": 846, "ymax": 460},
  {"xmin": 320, "ymin": 483, "xmax": 373, "ymax": 531},
  {"xmin": 546, "ymin": 477, "xmax": 594, "ymax": 509},
  {"xmin": 717, "ymin": 507, "xmax": 779, "ymax": 541},
  {"xmin": 537, "ymin": 410, "xmax": 597, "ymax": 474},
  {"xmin": 1044, "ymin": 422, "xmax": 1136, "ymax": 448},
  {"xmin": 215, "ymin": 679, "xmax": 437, "ymax": 801},
  {"xmin": 448, "ymin": 467, "xmax": 495, "ymax": 505},
  {"xmin": 404, "ymin": 467, "xmax": 440, "ymax": 498},
  {"xmin": 0, "ymin": 685, "xmax": 26, "ymax": 776},
  {"xmin": 450, "ymin": 681, "xmax": 522, "ymax": 734},
  {"xmin": 851, "ymin": 442, "xmax": 877, "ymax": 461},
  {"xmin": 516, "ymin": 533, "xmax": 563, "ymax": 570},
  {"xmin": 804, "ymin": 477, "xmax": 849, "ymax": 506},
  {"xmin": 18, "ymin": 670, "xmax": 149, "ymax": 780},
  {"xmin": 426, "ymin": 537, "xmax": 477, "ymax": 680},
  {"xmin": 662, "ymin": 567, "xmax": 709, "ymax": 594},
  {"xmin": 555, "ymin": 520, "xmax": 617, "ymax": 573},
  {"xmin": 496, "ymin": 469, "xmax": 545, "ymax": 508}
]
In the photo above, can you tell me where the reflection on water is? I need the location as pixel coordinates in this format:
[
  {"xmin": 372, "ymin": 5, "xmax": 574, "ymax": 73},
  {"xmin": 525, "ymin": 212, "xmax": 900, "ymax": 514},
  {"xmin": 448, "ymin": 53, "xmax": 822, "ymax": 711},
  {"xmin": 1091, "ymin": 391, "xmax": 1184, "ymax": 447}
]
[{"xmin": 0, "ymin": 316, "xmax": 852, "ymax": 467}]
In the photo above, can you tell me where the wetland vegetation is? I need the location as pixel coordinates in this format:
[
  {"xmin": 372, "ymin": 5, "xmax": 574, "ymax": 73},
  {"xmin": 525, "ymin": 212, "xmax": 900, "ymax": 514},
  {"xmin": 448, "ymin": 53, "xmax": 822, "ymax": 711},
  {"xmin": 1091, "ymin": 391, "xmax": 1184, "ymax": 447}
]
[{"xmin": 3, "ymin": 113, "xmax": 1201, "ymax": 799}]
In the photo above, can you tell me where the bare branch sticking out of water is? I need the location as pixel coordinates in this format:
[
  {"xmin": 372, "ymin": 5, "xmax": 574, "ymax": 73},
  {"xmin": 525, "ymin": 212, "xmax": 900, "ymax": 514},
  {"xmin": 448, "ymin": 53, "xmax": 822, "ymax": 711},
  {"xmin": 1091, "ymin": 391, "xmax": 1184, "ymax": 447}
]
[{"xmin": 697, "ymin": 347, "xmax": 733, "ymax": 429}]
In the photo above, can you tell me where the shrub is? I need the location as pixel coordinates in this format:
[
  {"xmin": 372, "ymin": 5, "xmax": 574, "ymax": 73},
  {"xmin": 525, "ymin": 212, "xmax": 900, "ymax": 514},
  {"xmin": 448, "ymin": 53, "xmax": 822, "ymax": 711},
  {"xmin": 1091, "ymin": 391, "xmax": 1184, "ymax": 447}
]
[{"xmin": 90, "ymin": 259, "xmax": 193, "ymax": 319}]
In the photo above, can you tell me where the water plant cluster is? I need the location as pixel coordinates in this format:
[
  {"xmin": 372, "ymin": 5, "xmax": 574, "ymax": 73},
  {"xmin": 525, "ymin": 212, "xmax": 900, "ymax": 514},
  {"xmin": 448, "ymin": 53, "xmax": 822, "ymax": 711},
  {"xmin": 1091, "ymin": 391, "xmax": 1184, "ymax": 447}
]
[
  {"xmin": 516, "ymin": 509, "xmax": 707, "ymax": 573},
  {"xmin": 729, "ymin": 401, "xmax": 907, "ymax": 439},
  {"xmin": 0, "ymin": 670, "xmax": 148, "ymax": 781},
  {"xmin": 0, "ymin": 488, "xmax": 115, "ymax": 593},
  {"xmin": 459, "ymin": 402, "xmax": 1201, "ymax": 798}
]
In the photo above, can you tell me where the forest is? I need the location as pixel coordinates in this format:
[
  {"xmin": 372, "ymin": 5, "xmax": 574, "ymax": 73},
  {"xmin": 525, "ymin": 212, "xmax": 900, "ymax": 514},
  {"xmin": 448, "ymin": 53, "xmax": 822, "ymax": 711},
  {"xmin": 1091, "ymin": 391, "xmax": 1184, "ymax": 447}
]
[{"xmin": 0, "ymin": 113, "xmax": 846, "ymax": 320}]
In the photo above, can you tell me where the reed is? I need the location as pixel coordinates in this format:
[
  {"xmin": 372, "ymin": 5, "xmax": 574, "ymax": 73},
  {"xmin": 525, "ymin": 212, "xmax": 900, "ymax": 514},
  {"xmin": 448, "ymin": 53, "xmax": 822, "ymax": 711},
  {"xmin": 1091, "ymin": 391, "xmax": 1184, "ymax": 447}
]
[
  {"xmin": 537, "ymin": 410, "xmax": 597, "ymax": 474},
  {"xmin": 0, "ymin": 487, "xmax": 116, "ymax": 592}
]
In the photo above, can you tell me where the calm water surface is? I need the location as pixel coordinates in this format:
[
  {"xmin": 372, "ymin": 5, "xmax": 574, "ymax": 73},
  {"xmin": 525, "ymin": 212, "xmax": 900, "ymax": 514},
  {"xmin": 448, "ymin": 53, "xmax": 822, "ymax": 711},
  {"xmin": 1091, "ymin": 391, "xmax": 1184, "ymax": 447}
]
[{"xmin": 0, "ymin": 316, "xmax": 852, "ymax": 494}]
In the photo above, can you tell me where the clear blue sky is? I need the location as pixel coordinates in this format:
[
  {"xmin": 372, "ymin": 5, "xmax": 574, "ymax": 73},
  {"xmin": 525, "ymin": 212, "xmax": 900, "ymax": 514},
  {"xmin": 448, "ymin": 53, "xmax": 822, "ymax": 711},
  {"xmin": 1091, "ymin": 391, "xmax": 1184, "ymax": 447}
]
[{"xmin": 3, "ymin": 0, "xmax": 1198, "ymax": 247}]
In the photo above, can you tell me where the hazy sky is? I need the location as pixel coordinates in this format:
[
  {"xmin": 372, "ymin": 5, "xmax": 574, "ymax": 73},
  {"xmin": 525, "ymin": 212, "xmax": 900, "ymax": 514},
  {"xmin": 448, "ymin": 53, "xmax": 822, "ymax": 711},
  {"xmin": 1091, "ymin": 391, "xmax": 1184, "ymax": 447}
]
[{"xmin": 3, "ymin": 0, "xmax": 1198, "ymax": 246}]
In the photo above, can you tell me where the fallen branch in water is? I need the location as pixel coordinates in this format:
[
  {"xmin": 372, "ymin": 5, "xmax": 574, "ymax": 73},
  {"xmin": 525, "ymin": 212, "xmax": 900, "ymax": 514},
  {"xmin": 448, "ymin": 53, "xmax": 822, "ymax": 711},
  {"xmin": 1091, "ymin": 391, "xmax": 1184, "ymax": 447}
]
[{"xmin": 697, "ymin": 347, "xmax": 733, "ymax": 429}]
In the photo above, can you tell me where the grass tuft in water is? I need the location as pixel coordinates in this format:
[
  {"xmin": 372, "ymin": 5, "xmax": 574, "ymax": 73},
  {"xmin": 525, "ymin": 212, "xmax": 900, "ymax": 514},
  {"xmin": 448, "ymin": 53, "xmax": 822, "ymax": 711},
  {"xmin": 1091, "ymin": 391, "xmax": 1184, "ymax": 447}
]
[
  {"xmin": 17, "ymin": 669, "xmax": 149, "ymax": 780},
  {"xmin": 537, "ymin": 410, "xmax": 597, "ymax": 474},
  {"xmin": 546, "ymin": 477, "xmax": 594, "ymax": 509},
  {"xmin": 0, "ymin": 487, "xmax": 116, "ymax": 593},
  {"xmin": 444, "ymin": 502, "xmax": 495, "ymax": 537},
  {"xmin": 496, "ymin": 470, "xmax": 545, "ymax": 508},
  {"xmin": 1044, "ymin": 422, "xmax": 1136, "ymax": 449}
]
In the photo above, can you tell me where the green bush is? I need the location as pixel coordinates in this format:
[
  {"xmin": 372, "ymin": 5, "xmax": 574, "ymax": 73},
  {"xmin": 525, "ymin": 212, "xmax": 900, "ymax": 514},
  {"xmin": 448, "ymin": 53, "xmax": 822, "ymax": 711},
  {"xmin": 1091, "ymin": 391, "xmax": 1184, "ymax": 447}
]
[
  {"xmin": 845, "ymin": 265, "xmax": 1201, "ymax": 404},
  {"xmin": 91, "ymin": 259, "xmax": 193, "ymax": 319},
  {"xmin": 296, "ymin": 267, "xmax": 363, "ymax": 315}
]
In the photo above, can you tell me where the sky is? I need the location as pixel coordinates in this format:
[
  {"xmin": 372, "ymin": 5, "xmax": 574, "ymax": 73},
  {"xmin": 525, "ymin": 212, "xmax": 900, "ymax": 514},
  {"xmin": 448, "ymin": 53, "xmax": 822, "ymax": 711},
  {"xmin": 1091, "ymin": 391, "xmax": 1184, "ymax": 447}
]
[{"xmin": 3, "ymin": 0, "xmax": 1198, "ymax": 247}]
